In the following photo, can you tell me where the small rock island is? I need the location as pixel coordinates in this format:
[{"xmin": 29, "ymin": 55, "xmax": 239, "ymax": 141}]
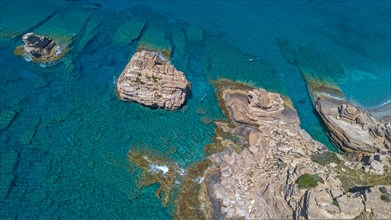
[
  {"xmin": 115, "ymin": 50, "xmax": 190, "ymax": 110},
  {"xmin": 14, "ymin": 32, "xmax": 65, "ymax": 63}
]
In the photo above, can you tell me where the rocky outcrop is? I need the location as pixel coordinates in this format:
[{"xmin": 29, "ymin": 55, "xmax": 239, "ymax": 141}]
[
  {"xmin": 204, "ymin": 81, "xmax": 391, "ymax": 219},
  {"xmin": 115, "ymin": 50, "xmax": 189, "ymax": 110},
  {"xmin": 310, "ymin": 83, "xmax": 391, "ymax": 154},
  {"xmin": 17, "ymin": 33, "xmax": 63, "ymax": 62},
  {"xmin": 222, "ymin": 88, "xmax": 291, "ymax": 125}
]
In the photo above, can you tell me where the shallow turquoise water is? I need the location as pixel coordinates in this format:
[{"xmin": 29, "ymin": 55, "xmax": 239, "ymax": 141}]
[{"xmin": 0, "ymin": 0, "xmax": 390, "ymax": 218}]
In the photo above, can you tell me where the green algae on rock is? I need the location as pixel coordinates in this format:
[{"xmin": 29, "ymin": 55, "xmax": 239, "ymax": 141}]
[
  {"xmin": 296, "ymin": 174, "xmax": 324, "ymax": 189},
  {"xmin": 311, "ymin": 151, "xmax": 341, "ymax": 166},
  {"xmin": 174, "ymin": 160, "xmax": 216, "ymax": 220},
  {"xmin": 128, "ymin": 150, "xmax": 179, "ymax": 207}
]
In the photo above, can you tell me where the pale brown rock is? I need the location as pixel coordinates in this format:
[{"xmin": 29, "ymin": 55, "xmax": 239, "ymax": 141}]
[
  {"xmin": 314, "ymin": 96, "xmax": 391, "ymax": 154},
  {"xmin": 202, "ymin": 82, "xmax": 391, "ymax": 220},
  {"xmin": 115, "ymin": 50, "xmax": 189, "ymax": 110},
  {"xmin": 222, "ymin": 88, "xmax": 298, "ymax": 126}
]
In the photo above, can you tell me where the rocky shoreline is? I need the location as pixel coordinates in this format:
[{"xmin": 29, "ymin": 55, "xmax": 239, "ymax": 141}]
[
  {"xmin": 308, "ymin": 79, "xmax": 391, "ymax": 155},
  {"xmin": 207, "ymin": 80, "xmax": 390, "ymax": 219},
  {"xmin": 129, "ymin": 80, "xmax": 391, "ymax": 219},
  {"xmin": 276, "ymin": 39, "xmax": 391, "ymax": 175}
]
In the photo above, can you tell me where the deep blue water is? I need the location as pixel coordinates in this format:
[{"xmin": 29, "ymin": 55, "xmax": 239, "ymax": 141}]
[{"xmin": 1, "ymin": 0, "xmax": 390, "ymax": 218}]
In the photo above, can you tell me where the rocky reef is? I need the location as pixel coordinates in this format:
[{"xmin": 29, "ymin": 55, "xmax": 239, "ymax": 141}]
[
  {"xmin": 128, "ymin": 150, "xmax": 179, "ymax": 207},
  {"xmin": 115, "ymin": 50, "xmax": 190, "ymax": 110},
  {"xmin": 13, "ymin": 32, "xmax": 66, "ymax": 63},
  {"xmin": 129, "ymin": 80, "xmax": 391, "ymax": 219}
]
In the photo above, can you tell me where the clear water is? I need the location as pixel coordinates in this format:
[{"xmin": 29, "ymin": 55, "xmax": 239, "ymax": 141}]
[{"xmin": 0, "ymin": 0, "xmax": 390, "ymax": 218}]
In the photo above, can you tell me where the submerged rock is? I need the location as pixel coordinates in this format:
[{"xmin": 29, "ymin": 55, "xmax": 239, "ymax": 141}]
[
  {"xmin": 115, "ymin": 50, "xmax": 190, "ymax": 110},
  {"xmin": 112, "ymin": 16, "xmax": 145, "ymax": 46},
  {"xmin": 128, "ymin": 150, "xmax": 179, "ymax": 207},
  {"xmin": 0, "ymin": 109, "xmax": 16, "ymax": 130},
  {"xmin": 186, "ymin": 26, "xmax": 203, "ymax": 42},
  {"xmin": 0, "ymin": 150, "xmax": 18, "ymax": 199},
  {"xmin": 14, "ymin": 32, "xmax": 65, "ymax": 63}
]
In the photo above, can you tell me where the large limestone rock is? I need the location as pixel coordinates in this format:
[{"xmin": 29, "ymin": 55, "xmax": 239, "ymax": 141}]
[
  {"xmin": 115, "ymin": 50, "xmax": 189, "ymax": 110},
  {"xmin": 311, "ymin": 85, "xmax": 391, "ymax": 154},
  {"xmin": 20, "ymin": 33, "xmax": 62, "ymax": 62}
]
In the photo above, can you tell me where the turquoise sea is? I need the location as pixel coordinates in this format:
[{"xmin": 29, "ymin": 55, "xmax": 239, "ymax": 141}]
[{"xmin": 1, "ymin": 0, "xmax": 390, "ymax": 218}]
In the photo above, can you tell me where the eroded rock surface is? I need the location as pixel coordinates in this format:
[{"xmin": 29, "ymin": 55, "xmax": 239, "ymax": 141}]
[
  {"xmin": 204, "ymin": 81, "xmax": 391, "ymax": 219},
  {"xmin": 310, "ymin": 83, "xmax": 391, "ymax": 154},
  {"xmin": 310, "ymin": 83, "xmax": 391, "ymax": 176},
  {"xmin": 116, "ymin": 50, "xmax": 189, "ymax": 110}
]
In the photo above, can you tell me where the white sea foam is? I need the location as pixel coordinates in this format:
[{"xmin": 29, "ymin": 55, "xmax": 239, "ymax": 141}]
[
  {"xmin": 367, "ymin": 99, "xmax": 391, "ymax": 117},
  {"xmin": 178, "ymin": 167, "xmax": 186, "ymax": 176},
  {"xmin": 366, "ymin": 99, "xmax": 391, "ymax": 110},
  {"xmin": 112, "ymin": 75, "xmax": 117, "ymax": 86},
  {"xmin": 196, "ymin": 177, "xmax": 204, "ymax": 184},
  {"xmin": 192, "ymin": 177, "xmax": 204, "ymax": 184},
  {"xmin": 378, "ymin": 99, "xmax": 391, "ymax": 107},
  {"xmin": 55, "ymin": 46, "xmax": 62, "ymax": 56},
  {"xmin": 158, "ymin": 53, "xmax": 166, "ymax": 61},
  {"xmin": 149, "ymin": 164, "xmax": 169, "ymax": 175},
  {"xmin": 319, "ymin": 92, "xmax": 345, "ymax": 101},
  {"xmin": 24, "ymin": 55, "xmax": 32, "ymax": 62}
]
